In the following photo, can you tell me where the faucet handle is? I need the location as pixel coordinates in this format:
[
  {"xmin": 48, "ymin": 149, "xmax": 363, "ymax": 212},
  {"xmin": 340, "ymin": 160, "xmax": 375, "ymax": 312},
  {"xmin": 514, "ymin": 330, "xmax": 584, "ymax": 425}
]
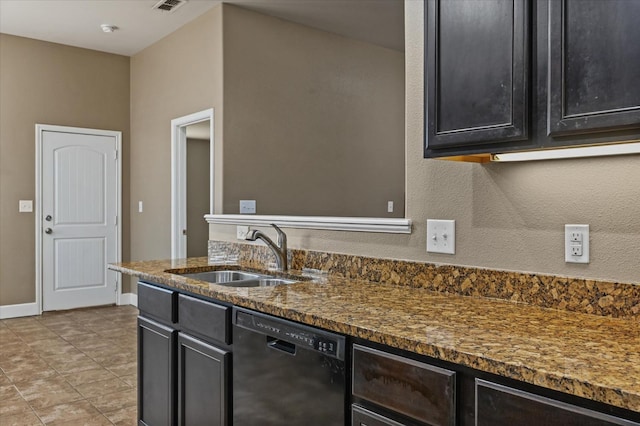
[{"xmin": 270, "ymin": 223, "xmax": 287, "ymax": 248}]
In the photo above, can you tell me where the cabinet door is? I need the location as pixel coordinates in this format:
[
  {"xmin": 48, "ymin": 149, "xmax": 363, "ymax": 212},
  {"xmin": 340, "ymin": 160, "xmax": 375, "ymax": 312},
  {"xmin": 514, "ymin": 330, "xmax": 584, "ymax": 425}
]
[
  {"xmin": 138, "ymin": 317, "xmax": 176, "ymax": 426},
  {"xmin": 476, "ymin": 380, "xmax": 639, "ymax": 426},
  {"xmin": 425, "ymin": 0, "xmax": 529, "ymax": 154},
  {"xmin": 177, "ymin": 333, "xmax": 229, "ymax": 426},
  {"xmin": 547, "ymin": 0, "xmax": 640, "ymax": 136}
]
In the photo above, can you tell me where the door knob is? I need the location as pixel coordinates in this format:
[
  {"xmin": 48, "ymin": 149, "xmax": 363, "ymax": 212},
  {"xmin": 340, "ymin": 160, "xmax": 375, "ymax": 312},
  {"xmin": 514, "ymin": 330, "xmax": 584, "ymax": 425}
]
[
  {"xmin": 45, "ymin": 228, "xmax": 52, "ymax": 234},
  {"xmin": 45, "ymin": 215, "xmax": 52, "ymax": 221}
]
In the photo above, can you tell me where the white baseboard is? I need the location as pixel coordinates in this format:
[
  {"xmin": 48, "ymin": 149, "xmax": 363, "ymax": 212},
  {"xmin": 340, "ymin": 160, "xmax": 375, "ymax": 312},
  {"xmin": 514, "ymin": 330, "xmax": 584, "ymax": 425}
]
[
  {"xmin": 119, "ymin": 293, "xmax": 138, "ymax": 307},
  {"xmin": 0, "ymin": 302, "xmax": 40, "ymax": 319}
]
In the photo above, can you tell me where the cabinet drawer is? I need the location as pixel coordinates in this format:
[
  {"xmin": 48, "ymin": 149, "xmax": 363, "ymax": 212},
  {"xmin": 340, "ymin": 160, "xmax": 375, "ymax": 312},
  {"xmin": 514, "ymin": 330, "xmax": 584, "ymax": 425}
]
[
  {"xmin": 352, "ymin": 405, "xmax": 406, "ymax": 426},
  {"xmin": 138, "ymin": 281, "xmax": 177, "ymax": 324},
  {"xmin": 178, "ymin": 294, "xmax": 230, "ymax": 345},
  {"xmin": 476, "ymin": 379, "xmax": 639, "ymax": 426},
  {"xmin": 352, "ymin": 344, "xmax": 456, "ymax": 426}
]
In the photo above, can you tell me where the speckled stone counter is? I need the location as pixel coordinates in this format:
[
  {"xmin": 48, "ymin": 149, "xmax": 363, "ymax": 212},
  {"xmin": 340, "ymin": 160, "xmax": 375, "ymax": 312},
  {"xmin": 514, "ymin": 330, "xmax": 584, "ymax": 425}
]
[{"xmin": 109, "ymin": 257, "xmax": 640, "ymax": 413}]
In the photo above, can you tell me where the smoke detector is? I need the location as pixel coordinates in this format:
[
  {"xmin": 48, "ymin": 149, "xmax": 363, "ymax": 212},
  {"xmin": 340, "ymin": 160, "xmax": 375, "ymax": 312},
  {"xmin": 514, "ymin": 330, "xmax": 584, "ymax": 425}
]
[
  {"xmin": 101, "ymin": 24, "xmax": 118, "ymax": 33},
  {"xmin": 152, "ymin": 0, "xmax": 187, "ymax": 13}
]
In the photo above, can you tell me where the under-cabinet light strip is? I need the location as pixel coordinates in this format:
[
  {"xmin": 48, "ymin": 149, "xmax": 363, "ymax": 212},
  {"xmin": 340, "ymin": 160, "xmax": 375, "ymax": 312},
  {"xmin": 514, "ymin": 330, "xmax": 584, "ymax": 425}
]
[{"xmin": 491, "ymin": 141, "xmax": 640, "ymax": 162}]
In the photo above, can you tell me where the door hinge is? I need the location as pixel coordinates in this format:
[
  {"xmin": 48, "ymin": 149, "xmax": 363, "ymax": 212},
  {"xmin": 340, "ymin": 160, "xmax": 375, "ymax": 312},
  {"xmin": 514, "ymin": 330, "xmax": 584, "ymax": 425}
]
[
  {"xmin": 115, "ymin": 215, "xmax": 118, "ymax": 225},
  {"xmin": 114, "ymin": 150, "xmax": 118, "ymax": 160}
]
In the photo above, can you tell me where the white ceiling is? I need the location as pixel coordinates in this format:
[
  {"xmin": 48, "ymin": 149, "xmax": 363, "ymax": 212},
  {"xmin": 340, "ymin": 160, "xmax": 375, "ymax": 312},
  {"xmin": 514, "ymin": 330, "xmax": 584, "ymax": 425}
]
[{"xmin": 0, "ymin": 0, "xmax": 404, "ymax": 57}]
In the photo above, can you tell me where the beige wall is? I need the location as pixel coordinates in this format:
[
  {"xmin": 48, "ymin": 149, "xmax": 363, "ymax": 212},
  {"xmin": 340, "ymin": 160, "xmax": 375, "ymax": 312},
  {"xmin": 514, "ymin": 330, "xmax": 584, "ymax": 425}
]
[
  {"xmin": 222, "ymin": 5, "xmax": 405, "ymax": 217},
  {"xmin": 186, "ymin": 138, "xmax": 210, "ymax": 257},
  {"xmin": 211, "ymin": 1, "xmax": 640, "ymax": 284},
  {"xmin": 0, "ymin": 34, "xmax": 130, "ymax": 306},
  {"xmin": 129, "ymin": 6, "xmax": 223, "ymax": 272}
]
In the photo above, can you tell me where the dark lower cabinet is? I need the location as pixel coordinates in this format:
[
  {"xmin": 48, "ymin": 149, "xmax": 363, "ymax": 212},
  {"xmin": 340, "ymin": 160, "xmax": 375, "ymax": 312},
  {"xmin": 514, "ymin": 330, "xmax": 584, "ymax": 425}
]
[
  {"xmin": 138, "ymin": 317, "xmax": 176, "ymax": 426},
  {"xmin": 177, "ymin": 333, "xmax": 229, "ymax": 426},
  {"xmin": 137, "ymin": 281, "xmax": 232, "ymax": 426},
  {"xmin": 476, "ymin": 379, "xmax": 639, "ymax": 426}
]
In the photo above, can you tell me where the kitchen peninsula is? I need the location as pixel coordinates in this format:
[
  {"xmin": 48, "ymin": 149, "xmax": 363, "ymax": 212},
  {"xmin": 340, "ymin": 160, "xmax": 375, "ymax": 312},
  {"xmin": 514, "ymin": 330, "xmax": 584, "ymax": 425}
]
[{"xmin": 110, "ymin": 242, "xmax": 640, "ymax": 425}]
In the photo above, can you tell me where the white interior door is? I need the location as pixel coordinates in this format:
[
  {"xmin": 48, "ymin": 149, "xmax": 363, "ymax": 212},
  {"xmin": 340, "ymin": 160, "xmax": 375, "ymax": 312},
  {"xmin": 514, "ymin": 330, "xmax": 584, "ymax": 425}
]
[{"xmin": 41, "ymin": 130, "xmax": 118, "ymax": 311}]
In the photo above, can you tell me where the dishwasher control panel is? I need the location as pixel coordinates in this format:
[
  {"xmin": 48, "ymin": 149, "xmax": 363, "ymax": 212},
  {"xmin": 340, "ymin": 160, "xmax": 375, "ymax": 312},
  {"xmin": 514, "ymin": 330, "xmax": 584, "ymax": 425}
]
[{"xmin": 234, "ymin": 307, "xmax": 345, "ymax": 360}]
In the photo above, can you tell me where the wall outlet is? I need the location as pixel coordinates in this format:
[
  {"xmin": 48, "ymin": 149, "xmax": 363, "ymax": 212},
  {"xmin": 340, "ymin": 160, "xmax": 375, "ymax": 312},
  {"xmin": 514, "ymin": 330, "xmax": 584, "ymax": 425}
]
[
  {"xmin": 240, "ymin": 200, "xmax": 256, "ymax": 214},
  {"xmin": 387, "ymin": 201, "xmax": 394, "ymax": 213},
  {"xmin": 426, "ymin": 219, "xmax": 455, "ymax": 254},
  {"xmin": 19, "ymin": 200, "xmax": 33, "ymax": 212},
  {"xmin": 565, "ymin": 224, "xmax": 589, "ymax": 263},
  {"xmin": 237, "ymin": 226, "xmax": 250, "ymax": 240}
]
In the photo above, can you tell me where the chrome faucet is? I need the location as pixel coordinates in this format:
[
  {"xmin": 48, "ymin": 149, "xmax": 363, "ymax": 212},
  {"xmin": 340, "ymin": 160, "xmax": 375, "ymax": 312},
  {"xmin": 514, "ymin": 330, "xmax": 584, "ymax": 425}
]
[{"xmin": 245, "ymin": 224, "xmax": 288, "ymax": 271}]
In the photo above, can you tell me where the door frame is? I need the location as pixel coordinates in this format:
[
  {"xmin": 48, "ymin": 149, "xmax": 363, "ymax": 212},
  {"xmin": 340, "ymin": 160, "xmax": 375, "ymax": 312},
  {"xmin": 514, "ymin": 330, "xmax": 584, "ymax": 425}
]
[
  {"xmin": 35, "ymin": 124, "xmax": 122, "ymax": 314},
  {"xmin": 171, "ymin": 109, "xmax": 215, "ymax": 259}
]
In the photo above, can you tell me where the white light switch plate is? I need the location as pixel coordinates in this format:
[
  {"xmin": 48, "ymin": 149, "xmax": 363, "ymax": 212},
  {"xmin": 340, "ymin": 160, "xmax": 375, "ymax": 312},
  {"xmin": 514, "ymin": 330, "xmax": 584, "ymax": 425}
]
[
  {"xmin": 427, "ymin": 219, "xmax": 455, "ymax": 254},
  {"xmin": 19, "ymin": 200, "xmax": 33, "ymax": 212},
  {"xmin": 239, "ymin": 200, "xmax": 256, "ymax": 214},
  {"xmin": 565, "ymin": 224, "xmax": 589, "ymax": 263}
]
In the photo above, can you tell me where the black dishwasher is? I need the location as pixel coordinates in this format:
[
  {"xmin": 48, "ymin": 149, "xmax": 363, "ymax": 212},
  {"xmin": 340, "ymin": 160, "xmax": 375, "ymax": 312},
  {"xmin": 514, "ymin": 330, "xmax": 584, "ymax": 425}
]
[{"xmin": 232, "ymin": 307, "xmax": 347, "ymax": 425}]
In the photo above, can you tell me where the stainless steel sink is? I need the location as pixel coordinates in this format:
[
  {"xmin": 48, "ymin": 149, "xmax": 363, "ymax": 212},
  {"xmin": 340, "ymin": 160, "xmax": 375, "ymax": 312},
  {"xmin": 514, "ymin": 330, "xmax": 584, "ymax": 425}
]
[
  {"xmin": 178, "ymin": 270, "xmax": 299, "ymax": 287},
  {"xmin": 220, "ymin": 278, "xmax": 297, "ymax": 288},
  {"xmin": 181, "ymin": 270, "xmax": 262, "ymax": 283}
]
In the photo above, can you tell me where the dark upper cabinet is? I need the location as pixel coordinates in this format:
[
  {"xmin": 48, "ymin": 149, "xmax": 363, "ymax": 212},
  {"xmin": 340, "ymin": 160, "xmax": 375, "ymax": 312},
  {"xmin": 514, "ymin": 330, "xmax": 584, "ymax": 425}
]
[
  {"xmin": 425, "ymin": 0, "xmax": 640, "ymax": 159},
  {"xmin": 547, "ymin": 0, "xmax": 640, "ymax": 136},
  {"xmin": 425, "ymin": 0, "xmax": 532, "ymax": 156}
]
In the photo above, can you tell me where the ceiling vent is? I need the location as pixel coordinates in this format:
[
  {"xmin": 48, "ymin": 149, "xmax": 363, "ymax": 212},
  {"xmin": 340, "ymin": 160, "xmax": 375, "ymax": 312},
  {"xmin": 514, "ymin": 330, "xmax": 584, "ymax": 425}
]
[{"xmin": 152, "ymin": 0, "xmax": 187, "ymax": 13}]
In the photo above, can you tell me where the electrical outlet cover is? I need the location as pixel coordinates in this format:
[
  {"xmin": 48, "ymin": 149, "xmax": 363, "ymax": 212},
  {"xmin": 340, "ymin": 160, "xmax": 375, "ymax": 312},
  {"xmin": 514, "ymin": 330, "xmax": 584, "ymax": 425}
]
[
  {"xmin": 565, "ymin": 224, "xmax": 589, "ymax": 263},
  {"xmin": 426, "ymin": 219, "xmax": 455, "ymax": 254},
  {"xmin": 237, "ymin": 226, "xmax": 250, "ymax": 240}
]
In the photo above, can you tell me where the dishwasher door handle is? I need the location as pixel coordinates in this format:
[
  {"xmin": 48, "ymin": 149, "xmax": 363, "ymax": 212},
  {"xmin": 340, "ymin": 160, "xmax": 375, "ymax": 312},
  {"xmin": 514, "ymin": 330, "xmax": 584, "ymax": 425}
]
[{"xmin": 266, "ymin": 337, "xmax": 296, "ymax": 355}]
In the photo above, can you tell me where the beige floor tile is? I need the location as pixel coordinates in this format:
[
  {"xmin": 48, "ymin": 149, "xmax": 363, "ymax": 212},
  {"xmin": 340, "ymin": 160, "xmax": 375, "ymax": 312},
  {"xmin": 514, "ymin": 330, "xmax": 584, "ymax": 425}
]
[
  {"xmin": 0, "ymin": 372, "xmax": 12, "ymax": 386},
  {"xmin": 0, "ymin": 395, "xmax": 34, "ymax": 416},
  {"xmin": 0, "ymin": 409, "xmax": 44, "ymax": 425},
  {"xmin": 34, "ymin": 399, "xmax": 102, "ymax": 424},
  {"xmin": 119, "ymin": 373, "xmax": 137, "ymax": 387},
  {"xmin": 17, "ymin": 377, "xmax": 84, "ymax": 410},
  {"xmin": 3, "ymin": 361, "xmax": 59, "ymax": 383},
  {"xmin": 51, "ymin": 356, "xmax": 103, "ymax": 375},
  {"xmin": 89, "ymin": 387, "xmax": 137, "ymax": 413},
  {"xmin": 42, "ymin": 350, "xmax": 88, "ymax": 367},
  {"xmin": 0, "ymin": 341, "xmax": 31, "ymax": 357},
  {"xmin": 46, "ymin": 413, "xmax": 114, "ymax": 426},
  {"xmin": 93, "ymin": 352, "xmax": 136, "ymax": 367},
  {"xmin": 63, "ymin": 367, "xmax": 117, "ymax": 387},
  {"xmin": 0, "ymin": 305, "xmax": 138, "ymax": 424},
  {"xmin": 0, "ymin": 384, "xmax": 21, "ymax": 400},
  {"xmin": 107, "ymin": 361, "xmax": 137, "ymax": 378},
  {"xmin": 104, "ymin": 405, "xmax": 137, "ymax": 426},
  {"xmin": 13, "ymin": 328, "xmax": 59, "ymax": 341},
  {"xmin": 74, "ymin": 376, "xmax": 131, "ymax": 399},
  {"xmin": 2, "ymin": 317, "xmax": 41, "ymax": 329}
]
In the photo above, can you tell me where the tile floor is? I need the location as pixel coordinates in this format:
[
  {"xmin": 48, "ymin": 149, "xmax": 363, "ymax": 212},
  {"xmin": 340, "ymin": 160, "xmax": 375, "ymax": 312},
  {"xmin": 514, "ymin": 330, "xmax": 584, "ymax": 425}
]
[{"xmin": 0, "ymin": 305, "xmax": 138, "ymax": 425}]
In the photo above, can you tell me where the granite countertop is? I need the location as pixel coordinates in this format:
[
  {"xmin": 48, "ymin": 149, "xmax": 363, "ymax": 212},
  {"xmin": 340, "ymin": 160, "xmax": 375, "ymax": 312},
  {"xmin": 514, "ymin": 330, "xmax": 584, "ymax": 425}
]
[{"xmin": 110, "ymin": 257, "xmax": 640, "ymax": 413}]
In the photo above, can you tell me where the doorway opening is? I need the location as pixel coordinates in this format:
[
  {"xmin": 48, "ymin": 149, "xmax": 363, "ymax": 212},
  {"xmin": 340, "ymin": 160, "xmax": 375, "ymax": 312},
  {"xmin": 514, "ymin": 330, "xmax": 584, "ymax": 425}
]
[{"xmin": 171, "ymin": 109, "xmax": 215, "ymax": 259}]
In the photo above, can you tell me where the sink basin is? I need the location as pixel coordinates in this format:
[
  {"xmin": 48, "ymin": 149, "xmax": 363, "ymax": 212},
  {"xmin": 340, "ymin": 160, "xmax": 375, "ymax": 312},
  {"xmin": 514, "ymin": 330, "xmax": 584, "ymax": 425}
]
[
  {"xmin": 181, "ymin": 270, "xmax": 262, "ymax": 283},
  {"xmin": 177, "ymin": 269, "xmax": 299, "ymax": 287},
  {"xmin": 220, "ymin": 278, "xmax": 297, "ymax": 288}
]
